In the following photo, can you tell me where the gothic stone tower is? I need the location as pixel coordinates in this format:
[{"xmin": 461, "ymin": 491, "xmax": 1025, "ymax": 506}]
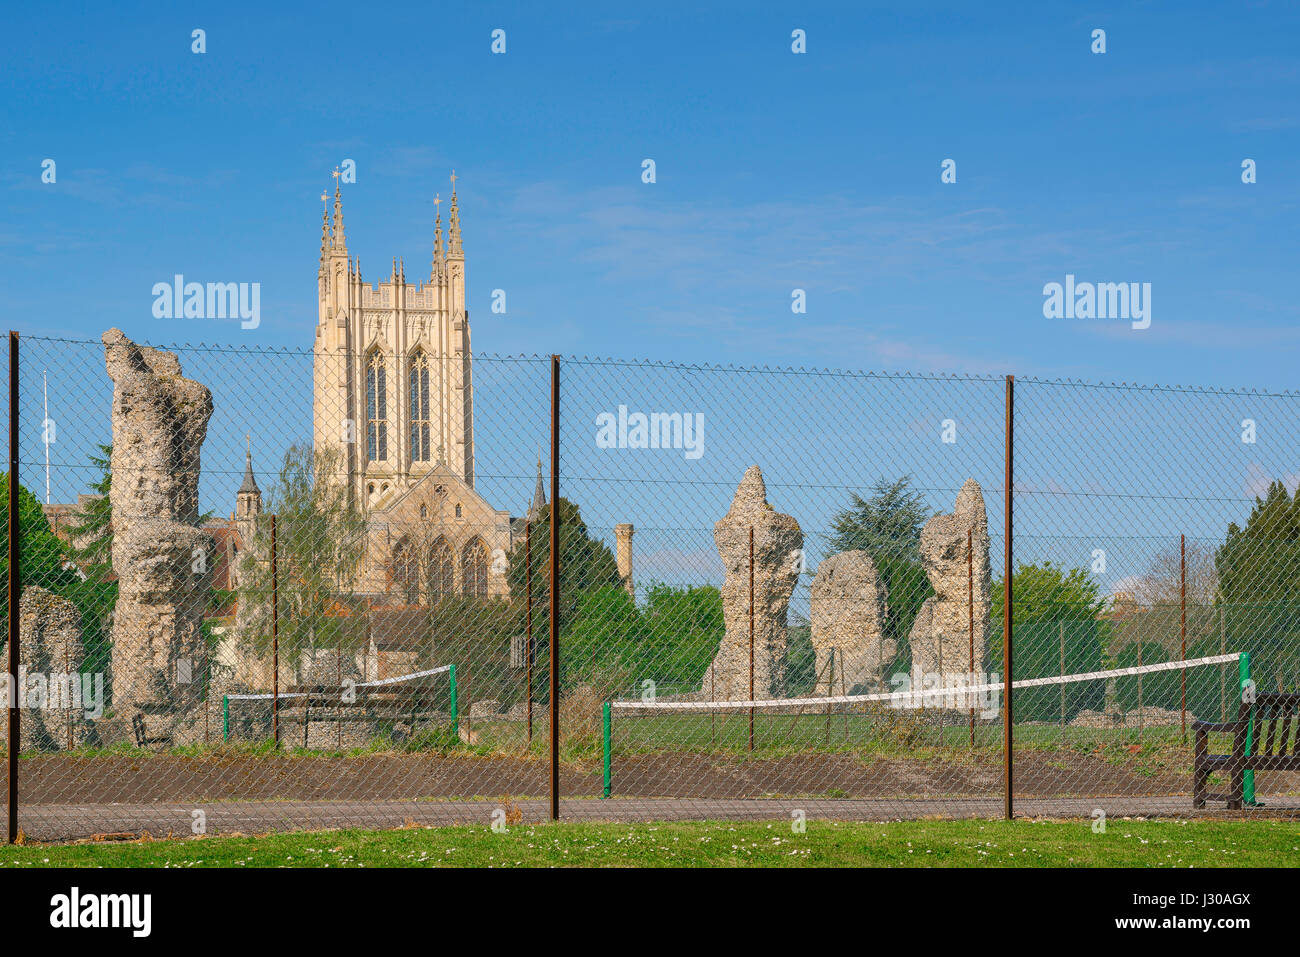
[{"xmin": 313, "ymin": 171, "xmax": 475, "ymax": 511}]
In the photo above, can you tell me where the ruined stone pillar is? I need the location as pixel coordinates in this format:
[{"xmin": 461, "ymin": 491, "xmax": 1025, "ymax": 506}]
[
  {"xmin": 18, "ymin": 586, "xmax": 96, "ymax": 750},
  {"xmin": 103, "ymin": 328, "xmax": 214, "ymax": 723},
  {"xmin": 810, "ymin": 551, "xmax": 892, "ymax": 695},
  {"xmin": 704, "ymin": 466, "xmax": 802, "ymax": 700},
  {"xmin": 907, "ymin": 478, "xmax": 992, "ymax": 708}
]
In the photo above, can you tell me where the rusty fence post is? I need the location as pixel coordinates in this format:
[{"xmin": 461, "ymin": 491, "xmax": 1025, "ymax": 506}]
[
  {"xmin": 1180, "ymin": 533, "xmax": 1188, "ymax": 741},
  {"xmin": 464, "ymin": 662, "xmax": 472, "ymax": 737},
  {"xmin": 1003, "ymin": 374, "xmax": 1014, "ymax": 821},
  {"xmin": 968, "ymin": 528, "xmax": 975, "ymax": 747},
  {"xmin": 271, "ymin": 513, "xmax": 279, "ymax": 749},
  {"xmin": 7, "ymin": 331, "xmax": 19, "ymax": 843},
  {"xmin": 549, "ymin": 355, "xmax": 560, "ymax": 820},
  {"xmin": 525, "ymin": 518, "xmax": 533, "ymax": 750},
  {"xmin": 1059, "ymin": 621, "xmax": 1066, "ymax": 736},
  {"xmin": 748, "ymin": 525, "xmax": 755, "ymax": 753}
]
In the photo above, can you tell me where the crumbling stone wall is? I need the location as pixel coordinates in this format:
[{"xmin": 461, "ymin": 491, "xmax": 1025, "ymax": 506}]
[
  {"xmin": 704, "ymin": 466, "xmax": 803, "ymax": 700},
  {"xmin": 810, "ymin": 550, "xmax": 892, "ymax": 694},
  {"xmin": 17, "ymin": 586, "xmax": 96, "ymax": 750},
  {"xmin": 103, "ymin": 328, "xmax": 213, "ymax": 726},
  {"xmin": 907, "ymin": 478, "xmax": 991, "ymax": 704}
]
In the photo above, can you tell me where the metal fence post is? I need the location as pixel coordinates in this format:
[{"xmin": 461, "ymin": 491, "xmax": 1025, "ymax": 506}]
[
  {"xmin": 525, "ymin": 518, "xmax": 533, "ymax": 749},
  {"xmin": 1059, "ymin": 620, "xmax": 1066, "ymax": 735},
  {"xmin": 271, "ymin": 513, "xmax": 279, "ymax": 748},
  {"xmin": 602, "ymin": 700, "xmax": 611, "ymax": 799},
  {"xmin": 748, "ymin": 525, "xmax": 755, "ymax": 753},
  {"xmin": 1003, "ymin": 373, "xmax": 1014, "ymax": 821},
  {"xmin": 7, "ymin": 331, "xmax": 19, "ymax": 844},
  {"xmin": 968, "ymin": 528, "xmax": 975, "ymax": 747},
  {"xmin": 448, "ymin": 663, "xmax": 458, "ymax": 737},
  {"xmin": 1180, "ymin": 533, "xmax": 1188, "ymax": 741},
  {"xmin": 1240, "ymin": 652, "xmax": 1255, "ymax": 805},
  {"xmin": 549, "ymin": 355, "xmax": 560, "ymax": 820},
  {"xmin": 1220, "ymin": 606, "xmax": 1227, "ymax": 722}
]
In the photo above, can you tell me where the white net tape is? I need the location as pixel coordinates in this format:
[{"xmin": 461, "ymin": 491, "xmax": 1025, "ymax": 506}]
[
  {"xmin": 226, "ymin": 664, "xmax": 454, "ymax": 702},
  {"xmin": 610, "ymin": 653, "xmax": 1241, "ymax": 712}
]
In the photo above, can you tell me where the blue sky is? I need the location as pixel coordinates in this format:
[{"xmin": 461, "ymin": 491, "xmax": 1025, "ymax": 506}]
[
  {"xmin": 3, "ymin": 1, "xmax": 1299, "ymax": 599},
  {"xmin": 3, "ymin": 0, "xmax": 1297, "ymax": 385}
]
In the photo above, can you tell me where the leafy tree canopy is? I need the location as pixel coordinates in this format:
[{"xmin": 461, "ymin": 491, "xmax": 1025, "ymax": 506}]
[
  {"xmin": 239, "ymin": 444, "xmax": 369, "ymax": 657},
  {"xmin": 827, "ymin": 475, "xmax": 934, "ymax": 670},
  {"xmin": 1215, "ymin": 479, "xmax": 1300, "ymax": 690}
]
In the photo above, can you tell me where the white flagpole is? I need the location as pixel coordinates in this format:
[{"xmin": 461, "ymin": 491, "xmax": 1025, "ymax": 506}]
[{"xmin": 43, "ymin": 370, "xmax": 51, "ymax": 504}]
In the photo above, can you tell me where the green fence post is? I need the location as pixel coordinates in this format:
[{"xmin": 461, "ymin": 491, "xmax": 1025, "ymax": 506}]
[
  {"xmin": 449, "ymin": 664, "xmax": 458, "ymax": 738},
  {"xmin": 602, "ymin": 701, "xmax": 612, "ymax": 799},
  {"xmin": 222, "ymin": 695, "xmax": 229, "ymax": 742},
  {"xmin": 1239, "ymin": 653, "xmax": 1257, "ymax": 806}
]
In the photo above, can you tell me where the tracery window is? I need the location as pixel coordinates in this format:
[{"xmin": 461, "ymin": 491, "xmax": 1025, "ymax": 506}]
[
  {"xmin": 461, "ymin": 538, "xmax": 489, "ymax": 598},
  {"xmin": 428, "ymin": 537, "xmax": 455, "ymax": 598},
  {"xmin": 366, "ymin": 350, "xmax": 388, "ymax": 461},
  {"xmin": 408, "ymin": 351, "xmax": 431, "ymax": 463}
]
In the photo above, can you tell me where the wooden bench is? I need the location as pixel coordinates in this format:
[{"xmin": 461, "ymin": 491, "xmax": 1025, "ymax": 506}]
[
  {"xmin": 131, "ymin": 713, "xmax": 170, "ymax": 748},
  {"xmin": 1193, "ymin": 692, "xmax": 1300, "ymax": 808}
]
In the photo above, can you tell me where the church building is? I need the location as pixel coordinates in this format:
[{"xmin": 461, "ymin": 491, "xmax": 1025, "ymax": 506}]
[
  {"xmin": 314, "ymin": 172, "xmax": 514, "ymax": 602},
  {"xmin": 238, "ymin": 172, "xmax": 518, "ymax": 608}
]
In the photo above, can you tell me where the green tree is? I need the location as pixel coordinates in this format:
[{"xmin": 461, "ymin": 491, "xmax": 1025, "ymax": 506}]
[
  {"xmin": 560, "ymin": 582, "xmax": 725, "ymax": 697},
  {"xmin": 785, "ymin": 615, "xmax": 818, "ymax": 696},
  {"xmin": 989, "ymin": 562, "xmax": 1109, "ymax": 720},
  {"xmin": 1215, "ymin": 479, "xmax": 1300, "ymax": 693},
  {"xmin": 0, "ymin": 474, "xmax": 79, "ymax": 634},
  {"xmin": 827, "ymin": 475, "xmax": 933, "ymax": 670},
  {"xmin": 1113, "ymin": 640, "xmax": 1181, "ymax": 713},
  {"xmin": 55, "ymin": 445, "xmax": 117, "ymax": 679},
  {"xmin": 626, "ymin": 582, "xmax": 724, "ymax": 693},
  {"xmin": 238, "ymin": 445, "xmax": 369, "ymax": 666},
  {"xmin": 61, "ymin": 443, "xmax": 113, "ymax": 575},
  {"xmin": 421, "ymin": 594, "xmax": 526, "ymax": 711},
  {"xmin": 562, "ymin": 585, "xmax": 640, "ymax": 694},
  {"xmin": 506, "ymin": 498, "xmax": 621, "ymax": 697},
  {"xmin": 0, "ymin": 476, "xmax": 119, "ymax": 695}
]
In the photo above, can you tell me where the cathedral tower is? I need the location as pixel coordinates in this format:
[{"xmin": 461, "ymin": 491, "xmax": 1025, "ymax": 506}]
[{"xmin": 313, "ymin": 171, "xmax": 475, "ymax": 512}]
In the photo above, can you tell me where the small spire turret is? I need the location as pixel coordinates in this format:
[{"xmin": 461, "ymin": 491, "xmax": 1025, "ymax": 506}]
[
  {"xmin": 448, "ymin": 170, "xmax": 463, "ymax": 257},
  {"xmin": 331, "ymin": 168, "xmax": 347, "ymax": 250},
  {"xmin": 431, "ymin": 192, "xmax": 445, "ymax": 281},
  {"xmin": 318, "ymin": 192, "xmax": 330, "ymax": 267}
]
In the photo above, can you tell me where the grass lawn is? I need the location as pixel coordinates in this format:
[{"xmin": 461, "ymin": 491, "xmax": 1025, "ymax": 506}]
[{"xmin": 0, "ymin": 819, "xmax": 1294, "ymax": 868}]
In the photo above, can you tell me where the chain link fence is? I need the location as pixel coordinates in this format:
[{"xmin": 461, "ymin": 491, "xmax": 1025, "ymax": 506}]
[{"xmin": 3, "ymin": 334, "xmax": 1297, "ymax": 840}]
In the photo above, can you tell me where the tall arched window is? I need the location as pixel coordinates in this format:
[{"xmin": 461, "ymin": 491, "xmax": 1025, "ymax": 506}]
[
  {"xmin": 408, "ymin": 351, "xmax": 431, "ymax": 463},
  {"xmin": 391, "ymin": 537, "xmax": 419, "ymax": 604},
  {"xmin": 461, "ymin": 538, "xmax": 489, "ymax": 598},
  {"xmin": 428, "ymin": 537, "xmax": 455, "ymax": 599},
  {"xmin": 366, "ymin": 350, "xmax": 388, "ymax": 461}
]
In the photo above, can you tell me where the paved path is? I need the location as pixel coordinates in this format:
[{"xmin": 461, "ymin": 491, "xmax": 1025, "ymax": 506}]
[{"xmin": 17, "ymin": 796, "xmax": 1299, "ymax": 842}]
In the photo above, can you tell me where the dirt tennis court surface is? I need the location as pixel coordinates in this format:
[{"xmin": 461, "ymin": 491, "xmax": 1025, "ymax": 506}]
[
  {"xmin": 4, "ymin": 749, "xmax": 1216, "ymax": 804},
  {"xmin": 8, "ymin": 750, "xmax": 1299, "ymax": 841}
]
